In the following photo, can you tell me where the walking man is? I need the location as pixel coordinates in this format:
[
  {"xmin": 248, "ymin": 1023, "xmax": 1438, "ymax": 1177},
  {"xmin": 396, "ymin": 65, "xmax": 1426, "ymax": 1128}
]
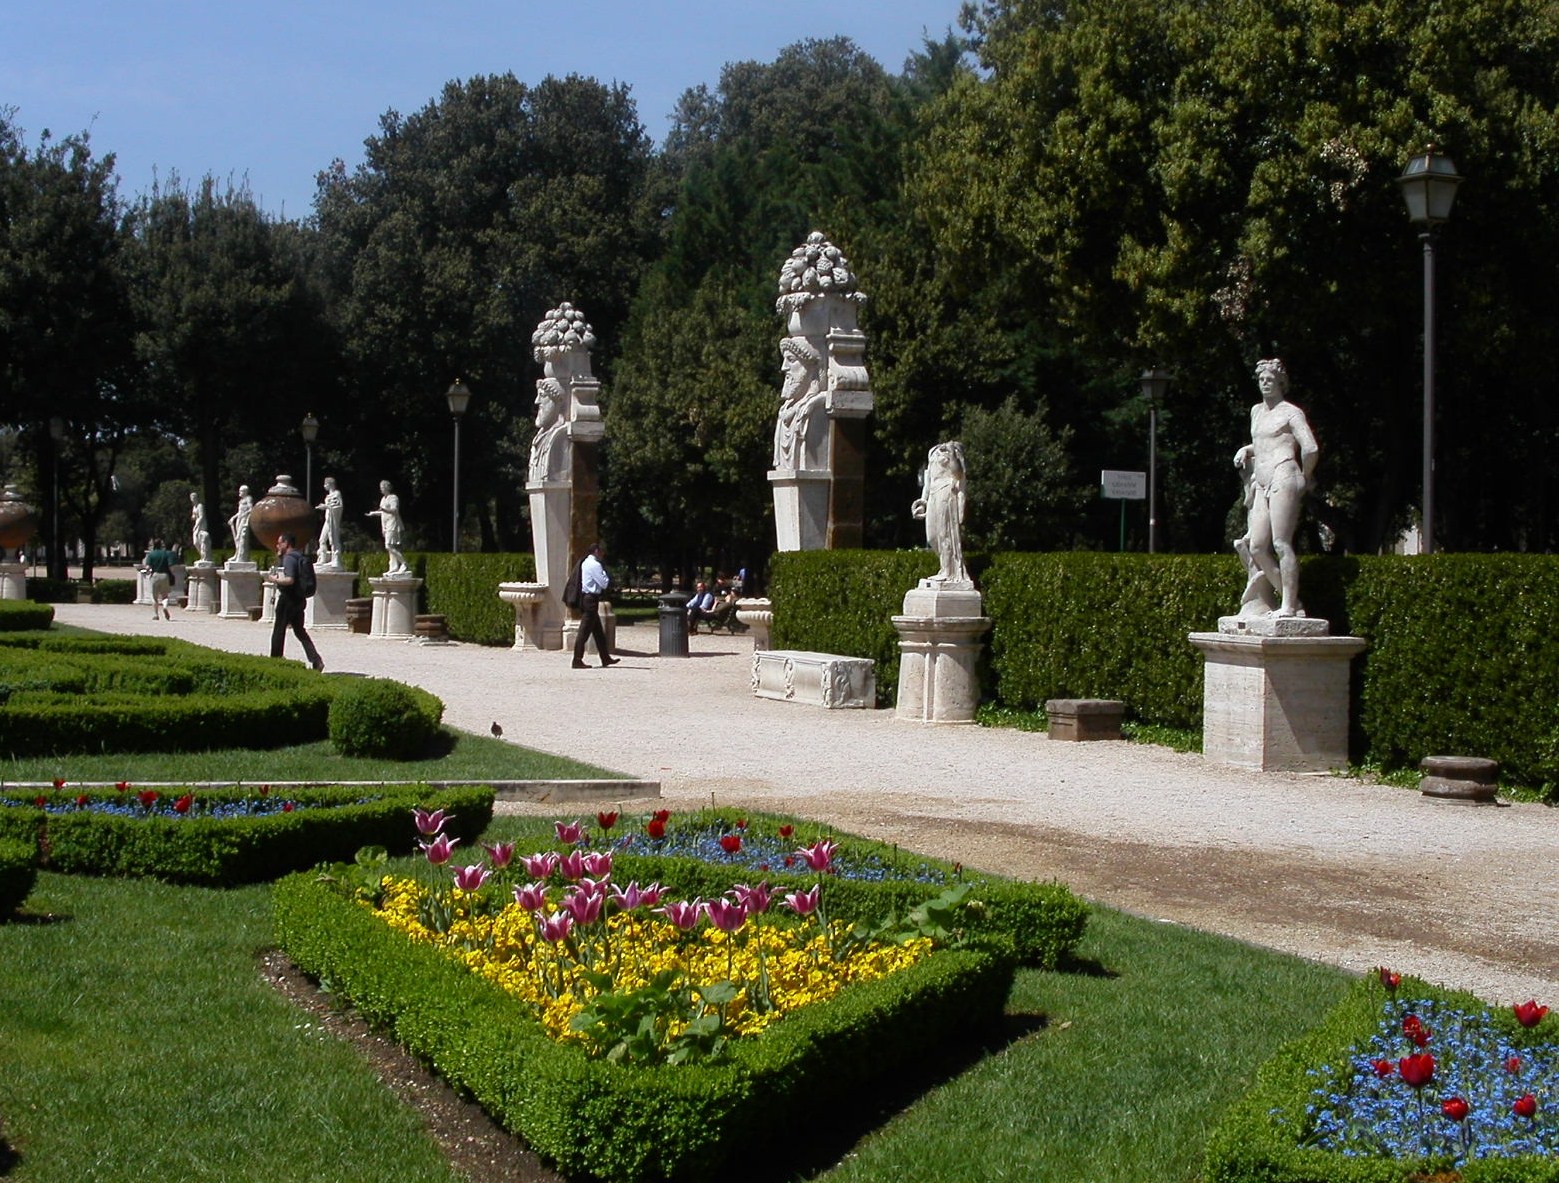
[
  {"xmin": 269, "ymin": 532, "xmax": 324, "ymax": 671},
  {"xmin": 144, "ymin": 538, "xmax": 175, "ymax": 620},
  {"xmin": 571, "ymin": 542, "xmax": 618, "ymax": 669}
]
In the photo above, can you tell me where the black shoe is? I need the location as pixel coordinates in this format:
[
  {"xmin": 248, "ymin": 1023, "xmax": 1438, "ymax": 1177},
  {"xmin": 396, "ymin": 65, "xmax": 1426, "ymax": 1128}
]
[
  {"xmin": 601, "ymin": 656, "xmax": 619, "ymax": 667},
  {"xmin": 311, "ymin": 657, "xmax": 325, "ymax": 672},
  {"xmin": 163, "ymin": 607, "xmax": 171, "ymax": 620},
  {"xmin": 571, "ymin": 660, "xmax": 589, "ymax": 669}
]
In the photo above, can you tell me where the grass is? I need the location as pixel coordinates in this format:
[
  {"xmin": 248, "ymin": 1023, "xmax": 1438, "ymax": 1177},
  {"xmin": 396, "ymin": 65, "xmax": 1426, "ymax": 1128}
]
[
  {"xmin": 0, "ymin": 729, "xmax": 619, "ymax": 785},
  {"xmin": 1, "ymin": 816, "xmax": 1351, "ymax": 1183}
]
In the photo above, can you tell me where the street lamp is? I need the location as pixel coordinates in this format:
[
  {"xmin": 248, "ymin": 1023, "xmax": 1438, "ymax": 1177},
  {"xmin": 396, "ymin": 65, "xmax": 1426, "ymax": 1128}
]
[
  {"xmin": 1139, "ymin": 369, "xmax": 1172, "ymax": 553},
  {"xmin": 48, "ymin": 416, "xmax": 65, "ymax": 580},
  {"xmin": 299, "ymin": 413, "xmax": 319, "ymax": 508},
  {"xmin": 445, "ymin": 379, "xmax": 472, "ymax": 553},
  {"xmin": 1397, "ymin": 146, "xmax": 1463, "ymax": 555}
]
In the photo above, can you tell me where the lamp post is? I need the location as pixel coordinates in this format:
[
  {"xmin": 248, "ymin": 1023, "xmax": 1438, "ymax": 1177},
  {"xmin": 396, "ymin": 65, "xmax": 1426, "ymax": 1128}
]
[
  {"xmin": 1397, "ymin": 146, "xmax": 1462, "ymax": 555},
  {"xmin": 445, "ymin": 379, "xmax": 472, "ymax": 553},
  {"xmin": 299, "ymin": 413, "xmax": 319, "ymax": 508},
  {"xmin": 48, "ymin": 416, "xmax": 65, "ymax": 580},
  {"xmin": 1139, "ymin": 369, "xmax": 1172, "ymax": 553}
]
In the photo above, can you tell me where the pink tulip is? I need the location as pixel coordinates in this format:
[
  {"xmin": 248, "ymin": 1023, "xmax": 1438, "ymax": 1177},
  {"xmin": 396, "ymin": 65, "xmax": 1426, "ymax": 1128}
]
[
  {"xmin": 705, "ymin": 898, "xmax": 747, "ymax": 934},
  {"xmin": 559, "ymin": 888, "xmax": 603, "ymax": 925},
  {"xmin": 731, "ymin": 882, "xmax": 773, "ymax": 914},
  {"xmin": 576, "ymin": 876, "xmax": 611, "ymax": 900},
  {"xmin": 797, "ymin": 839, "xmax": 838, "ymax": 872},
  {"xmin": 482, "ymin": 841, "xmax": 515, "ymax": 869},
  {"xmin": 582, "ymin": 850, "xmax": 613, "ymax": 878},
  {"xmin": 554, "ymin": 820, "xmax": 585, "ymax": 845},
  {"xmin": 412, "ymin": 807, "xmax": 448, "ymax": 836},
  {"xmin": 520, "ymin": 851, "xmax": 560, "ymax": 879},
  {"xmin": 452, "ymin": 864, "xmax": 492, "ymax": 892},
  {"xmin": 783, "ymin": 885, "xmax": 821, "ymax": 916},
  {"xmin": 657, "ymin": 899, "xmax": 703, "ymax": 931},
  {"xmin": 512, "ymin": 882, "xmax": 549, "ymax": 912},
  {"xmin": 539, "ymin": 913, "xmax": 574, "ymax": 942},
  {"xmin": 558, "ymin": 850, "xmax": 586, "ymax": 881},
  {"xmin": 420, "ymin": 834, "xmax": 459, "ymax": 866},
  {"xmin": 610, "ymin": 881, "xmax": 658, "ymax": 912}
]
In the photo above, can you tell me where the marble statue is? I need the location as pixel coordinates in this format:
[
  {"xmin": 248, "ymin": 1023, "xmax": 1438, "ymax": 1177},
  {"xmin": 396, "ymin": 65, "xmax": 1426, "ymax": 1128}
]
[
  {"xmin": 528, "ymin": 377, "xmax": 568, "ymax": 483},
  {"xmin": 316, "ymin": 476, "xmax": 343, "ymax": 567},
  {"xmin": 366, "ymin": 480, "xmax": 410, "ymax": 576},
  {"xmin": 227, "ymin": 485, "xmax": 253, "ymax": 563},
  {"xmin": 1232, "ymin": 358, "xmax": 1318, "ymax": 618},
  {"xmin": 912, "ymin": 441, "xmax": 971, "ymax": 588},
  {"xmin": 190, "ymin": 493, "xmax": 212, "ymax": 564},
  {"xmin": 773, "ymin": 336, "xmax": 826, "ymax": 470}
]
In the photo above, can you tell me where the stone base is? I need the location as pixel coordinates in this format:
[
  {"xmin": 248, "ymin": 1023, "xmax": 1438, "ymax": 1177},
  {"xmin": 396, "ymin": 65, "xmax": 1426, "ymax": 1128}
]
[
  {"xmin": 752, "ymin": 649, "xmax": 874, "ymax": 709},
  {"xmin": 133, "ymin": 567, "xmax": 154, "ymax": 605},
  {"xmin": 1419, "ymin": 755, "xmax": 1500, "ymax": 805},
  {"xmin": 1218, "ymin": 614, "xmax": 1332, "ymax": 638},
  {"xmin": 499, "ymin": 581, "xmax": 553, "ymax": 649},
  {"xmin": 734, "ymin": 597, "xmax": 773, "ymax": 650},
  {"xmin": 369, "ymin": 575, "xmax": 423, "ymax": 639},
  {"xmin": 306, "ymin": 568, "xmax": 358, "ymax": 631},
  {"xmin": 892, "ymin": 588, "xmax": 989, "ymax": 724},
  {"xmin": 0, "ymin": 562, "xmax": 26, "ymax": 601},
  {"xmin": 1045, "ymin": 699, "xmax": 1125, "ymax": 741},
  {"xmin": 184, "ymin": 563, "xmax": 220, "ymax": 614},
  {"xmin": 768, "ymin": 469, "xmax": 831, "ymax": 552},
  {"xmin": 1190, "ymin": 631, "xmax": 1366, "ymax": 772},
  {"xmin": 218, "ymin": 568, "xmax": 264, "ymax": 619}
]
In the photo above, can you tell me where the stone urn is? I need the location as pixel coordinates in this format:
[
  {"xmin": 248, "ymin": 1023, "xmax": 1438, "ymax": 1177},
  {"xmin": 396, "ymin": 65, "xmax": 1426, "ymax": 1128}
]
[
  {"xmin": 0, "ymin": 484, "xmax": 38, "ymax": 557},
  {"xmin": 248, "ymin": 475, "xmax": 315, "ymax": 551}
]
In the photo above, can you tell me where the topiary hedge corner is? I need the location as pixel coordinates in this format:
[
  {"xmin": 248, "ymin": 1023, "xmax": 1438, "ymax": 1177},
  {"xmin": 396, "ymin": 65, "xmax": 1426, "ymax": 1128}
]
[
  {"xmin": 0, "ymin": 836, "xmax": 37, "ymax": 918},
  {"xmin": 328, "ymin": 678, "xmax": 445, "ymax": 760},
  {"xmin": 0, "ymin": 601, "xmax": 54, "ymax": 631}
]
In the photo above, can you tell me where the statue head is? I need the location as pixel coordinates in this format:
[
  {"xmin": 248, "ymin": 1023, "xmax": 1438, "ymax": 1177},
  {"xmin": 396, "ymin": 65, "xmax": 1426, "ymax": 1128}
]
[
  {"xmin": 1255, "ymin": 357, "xmax": 1289, "ymax": 399},
  {"xmin": 779, "ymin": 336, "xmax": 822, "ymax": 401},
  {"xmin": 238, "ymin": 484, "xmax": 249, "ymax": 497},
  {"xmin": 535, "ymin": 377, "xmax": 565, "ymax": 430},
  {"xmin": 380, "ymin": 480, "xmax": 393, "ymax": 495},
  {"xmin": 324, "ymin": 476, "xmax": 337, "ymax": 491}
]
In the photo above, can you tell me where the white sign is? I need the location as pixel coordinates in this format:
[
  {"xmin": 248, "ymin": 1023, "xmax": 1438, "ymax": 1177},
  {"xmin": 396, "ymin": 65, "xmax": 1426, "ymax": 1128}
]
[{"xmin": 1100, "ymin": 470, "xmax": 1147, "ymax": 500}]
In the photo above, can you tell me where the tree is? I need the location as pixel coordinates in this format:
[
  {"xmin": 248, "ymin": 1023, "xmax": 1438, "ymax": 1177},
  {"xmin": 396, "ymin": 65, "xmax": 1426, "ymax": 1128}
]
[{"xmin": 315, "ymin": 73, "xmax": 656, "ymax": 551}]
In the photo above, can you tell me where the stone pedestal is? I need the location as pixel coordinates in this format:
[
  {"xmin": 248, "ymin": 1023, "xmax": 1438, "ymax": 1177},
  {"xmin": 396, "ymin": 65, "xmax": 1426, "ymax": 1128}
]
[
  {"xmin": 0, "ymin": 561, "xmax": 26, "ymax": 601},
  {"xmin": 369, "ymin": 575, "xmax": 422, "ymax": 639},
  {"xmin": 260, "ymin": 576, "xmax": 278, "ymax": 624},
  {"xmin": 525, "ymin": 484, "xmax": 571, "ymax": 649},
  {"xmin": 891, "ymin": 586, "xmax": 990, "ymax": 724},
  {"xmin": 1419, "ymin": 755, "xmax": 1500, "ymax": 805},
  {"xmin": 498, "ymin": 582, "xmax": 548, "ymax": 649},
  {"xmin": 734, "ymin": 597, "xmax": 773, "ymax": 650},
  {"xmin": 306, "ymin": 568, "xmax": 357, "ymax": 631},
  {"xmin": 768, "ymin": 469, "xmax": 831, "ymax": 552},
  {"xmin": 184, "ymin": 563, "xmax": 220, "ymax": 614},
  {"xmin": 1189, "ymin": 628, "xmax": 1366, "ymax": 772},
  {"xmin": 218, "ymin": 564, "xmax": 263, "ymax": 620},
  {"xmin": 170, "ymin": 564, "xmax": 188, "ymax": 607},
  {"xmin": 752, "ymin": 650, "xmax": 875, "ymax": 709},
  {"xmin": 133, "ymin": 566, "xmax": 154, "ymax": 605}
]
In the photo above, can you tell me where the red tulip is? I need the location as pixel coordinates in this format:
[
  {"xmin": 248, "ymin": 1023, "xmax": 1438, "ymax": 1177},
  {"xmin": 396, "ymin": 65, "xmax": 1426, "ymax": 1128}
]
[
  {"xmin": 735, "ymin": 818, "xmax": 747, "ymax": 830},
  {"xmin": 647, "ymin": 818, "xmax": 666, "ymax": 840},
  {"xmin": 1514, "ymin": 999, "xmax": 1550, "ymax": 1028},
  {"xmin": 114, "ymin": 781, "xmax": 129, "ymax": 792},
  {"xmin": 1441, "ymin": 1096, "xmax": 1469, "ymax": 1122},
  {"xmin": 1378, "ymin": 966, "xmax": 1401, "ymax": 992},
  {"xmin": 1514, "ymin": 1093, "xmax": 1538, "ymax": 1119},
  {"xmin": 281, "ymin": 801, "xmax": 294, "ymax": 812},
  {"xmin": 1506, "ymin": 1055, "xmax": 1522, "ymax": 1073},
  {"xmin": 596, "ymin": 810, "xmax": 618, "ymax": 831},
  {"xmin": 137, "ymin": 790, "xmax": 159, "ymax": 809},
  {"xmin": 1370, "ymin": 1058, "xmax": 1394, "ymax": 1078},
  {"xmin": 33, "ymin": 795, "xmax": 45, "ymax": 807},
  {"xmin": 259, "ymin": 784, "xmax": 270, "ymax": 796},
  {"xmin": 1399, "ymin": 1053, "xmax": 1435, "ymax": 1089},
  {"xmin": 651, "ymin": 809, "xmax": 670, "ymax": 823},
  {"xmin": 52, "ymin": 778, "xmax": 65, "ymax": 789},
  {"xmin": 74, "ymin": 794, "xmax": 89, "ymax": 808},
  {"xmin": 778, "ymin": 824, "xmax": 794, "ymax": 839},
  {"xmin": 1402, "ymin": 1014, "xmax": 1430, "ymax": 1047},
  {"xmin": 173, "ymin": 793, "xmax": 193, "ymax": 814},
  {"xmin": 719, "ymin": 834, "xmax": 742, "ymax": 854}
]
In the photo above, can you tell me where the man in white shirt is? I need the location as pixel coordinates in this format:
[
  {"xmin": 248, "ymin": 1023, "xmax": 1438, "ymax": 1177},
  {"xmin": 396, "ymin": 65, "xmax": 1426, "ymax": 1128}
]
[{"xmin": 572, "ymin": 543, "xmax": 618, "ymax": 669}]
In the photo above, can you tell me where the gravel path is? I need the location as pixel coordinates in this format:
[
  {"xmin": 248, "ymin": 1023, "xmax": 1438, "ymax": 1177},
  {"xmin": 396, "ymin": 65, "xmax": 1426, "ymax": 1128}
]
[{"xmin": 54, "ymin": 601, "xmax": 1559, "ymax": 1004}]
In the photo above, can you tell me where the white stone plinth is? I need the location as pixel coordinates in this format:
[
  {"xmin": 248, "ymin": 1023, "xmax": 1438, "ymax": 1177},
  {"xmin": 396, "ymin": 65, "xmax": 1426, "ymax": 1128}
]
[
  {"xmin": 526, "ymin": 483, "xmax": 571, "ymax": 649},
  {"xmin": 767, "ymin": 469, "xmax": 831, "ymax": 552},
  {"xmin": 184, "ymin": 563, "xmax": 219, "ymax": 614},
  {"xmin": 306, "ymin": 568, "xmax": 358, "ymax": 631},
  {"xmin": 133, "ymin": 567, "xmax": 153, "ymax": 605},
  {"xmin": 218, "ymin": 567, "xmax": 263, "ymax": 619},
  {"xmin": 370, "ymin": 575, "xmax": 422, "ymax": 639},
  {"xmin": 735, "ymin": 597, "xmax": 773, "ymax": 650},
  {"xmin": 498, "ymin": 582, "xmax": 549, "ymax": 649},
  {"xmin": 752, "ymin": 649, "xmax": 875, "ymax": 709},
  {"xmin": 0, "ymin": 562, "xmax": 26, "ymax": 601},
  {"xmin": 1190, "ymin": 631, "xmax": 1366, "ymax": 772},
  {"xmin": 892, "ymin": 587, "xmax": 990, "ymax": 724}
]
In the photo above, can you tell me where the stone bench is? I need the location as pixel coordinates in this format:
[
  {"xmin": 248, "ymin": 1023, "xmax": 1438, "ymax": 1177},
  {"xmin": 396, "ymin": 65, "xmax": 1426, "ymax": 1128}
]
[
  {"xmin": 1045, "ymin": 698, "xmax": 1125, "ymax": 741},
  {"xmin": 752, "ymin": 650, "xmax": 875, "ymax": 709},
  {"xmin": 1419, "ymin": 755, "xmax": 1499, "ymax": 805}
]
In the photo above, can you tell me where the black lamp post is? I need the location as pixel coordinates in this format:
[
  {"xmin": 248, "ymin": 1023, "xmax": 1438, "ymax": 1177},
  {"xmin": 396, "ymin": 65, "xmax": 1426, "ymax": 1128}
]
[
  {"xmin": 47, "ymin": 416, "xmax": 66, "ymax": 579},
  {"xmin": 1397, "ymin": 146, "xmax": 1463, "ymax": 554},
  {"xmin": 1139, "ymin": 369, "xmax": 1172, "ymax": 553},
  {"xmin": 445, "ymin": 380, "xmax": 472, "ymax": 553},
  {"xmin": 300, "ymin": 413, "xmax": 319, "ymax": 508}
]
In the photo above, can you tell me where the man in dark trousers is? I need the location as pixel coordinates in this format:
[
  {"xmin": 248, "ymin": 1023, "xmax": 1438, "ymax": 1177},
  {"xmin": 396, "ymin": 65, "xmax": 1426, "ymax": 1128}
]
[
  {"xmin": 269, "ymin": 532, "xmax": 324, "ymax": 671},
  {"xmin": 572, "ymin": 542, "xmax": 618, "ymax": 669}
]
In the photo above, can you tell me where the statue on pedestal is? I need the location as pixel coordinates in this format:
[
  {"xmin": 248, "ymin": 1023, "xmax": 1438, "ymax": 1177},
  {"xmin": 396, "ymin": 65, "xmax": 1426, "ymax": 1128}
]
[
  {"xmin": 227, "ymin": 485, "xmax": 253, "ymax": 563},
  {"xmin": 317, "ymin": 476, "xmax": 343, "ymax": 567},
  {"xmin": 773, "ymin": 336, "xmax": 826, "ymax": 470},
  {"xmin": 1232, "ymin": 358, "xmax": 1318, "ymax": 618},
  {"xmin": 366, "ymin": 480, "xmax": 410, "ymax": 577},
  {"xmin": 912, "ymin": 441, "xmax": 971, "ymax": 588},
  {"xmin": 190, "ymin": 493, "xmax": 212, "ymax": 564},
  {"xmin": 528, "ymin": 378, "xmax": 568, "ymax": 484}
]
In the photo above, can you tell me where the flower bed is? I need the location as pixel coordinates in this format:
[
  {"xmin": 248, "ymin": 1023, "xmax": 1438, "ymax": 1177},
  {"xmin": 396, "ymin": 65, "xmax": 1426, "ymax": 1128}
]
[
  {"xmin": 276, "ymin": 813, "xmax": 1019, "ymax": 1182},
  {"xmin": 0, "ymin": 784, "xmax": 493, "ymax": 885},
  {"xmin": 1205, "ymin": 971, "xmax": 1558, "ymax": 1182}
]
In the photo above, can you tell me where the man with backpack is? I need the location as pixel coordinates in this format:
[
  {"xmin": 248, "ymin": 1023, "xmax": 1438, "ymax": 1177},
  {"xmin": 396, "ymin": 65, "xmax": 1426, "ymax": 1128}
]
[{"xmin": 269, "ymin": 532, "xmax": 324, "ymax": 671}]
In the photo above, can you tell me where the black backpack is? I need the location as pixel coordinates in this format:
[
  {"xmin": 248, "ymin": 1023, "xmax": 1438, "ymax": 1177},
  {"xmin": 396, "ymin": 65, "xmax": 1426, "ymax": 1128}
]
[
  {"xmin": 562, "ymin": 559, "xmax": 583, "ymax": 609},
  {"xmin": 295, "ymin": 553, "xmax": 317, "ymax": 598}
]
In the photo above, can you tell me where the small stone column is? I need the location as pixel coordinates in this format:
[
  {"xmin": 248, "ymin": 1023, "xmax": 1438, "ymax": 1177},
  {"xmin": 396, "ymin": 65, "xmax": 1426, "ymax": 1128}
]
[
  {"xmin": 893, "ymin": 587, "xmax": 991, "ymax": 724},
  {"xmin": 0, "ymin": 562, "xmax": 27, "ymax": 601},
  {"xmin": 218, "ymin": 563, "xmax": 263, "ymax": 620},
  {"xmin": 132, "ymin": 566, "xmax": 154, "ymax": 605},
  {"xmin": 185, "ymin": 563, "xmax": 220, "ymax": 614},
  {"xmin": 498, "ymin": 581, "xmax": 548, "ymax": 649},
  {"xmin": 1190, "ymin": 618, "xmax": 1366, "ymax": 772},
  {"xmin": 369, "ymin": 575, "xmax": 422, "ymax": 639},
  {"xmin": 306, "ymin": 568, "xmax": 358, "ymax": 631}
]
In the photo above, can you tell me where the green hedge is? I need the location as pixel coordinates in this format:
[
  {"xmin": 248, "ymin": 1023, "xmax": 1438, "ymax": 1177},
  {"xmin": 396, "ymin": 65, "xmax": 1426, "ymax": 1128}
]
[
  {"xmin": 0, "ymin": 836, "xmax": 36, "ymax": 917},
  {"xmin": 772, "ymin": 551, "xmax": 1559, "ymax": 787},
  {"xmin": 328, "ymin": 678, "xmax": 445, "ymax": 759},
  {"xmin": 1205, "ymin": 973, "xmax": 1559, "ymax": 1182},
  {"xmin": 338, "ymin": 551, "xmax": 536, "ymax": 646},
  {"xmin": 0, "ymin": 601, "xmax": 53, "ymax": 630},
  {"xmin": 275, "ymin": 871, "xmax": 1013, "ymax": 1182},
  {"xmin": 1, "ymin": 785, "xmax": 493, "ymax": 885}
]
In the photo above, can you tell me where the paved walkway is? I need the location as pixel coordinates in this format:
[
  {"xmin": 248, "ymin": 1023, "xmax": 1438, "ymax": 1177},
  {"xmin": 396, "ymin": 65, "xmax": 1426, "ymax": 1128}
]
[{"xmin": 50, "ymin": 600, "xmax": 1559, "ymax": 1006}]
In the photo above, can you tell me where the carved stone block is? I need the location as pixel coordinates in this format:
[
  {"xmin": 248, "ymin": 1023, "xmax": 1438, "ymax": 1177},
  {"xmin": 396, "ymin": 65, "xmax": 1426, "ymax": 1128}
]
[{"xmin": 751, "ymin": 649, "xmax": 875, "ymax": 709}]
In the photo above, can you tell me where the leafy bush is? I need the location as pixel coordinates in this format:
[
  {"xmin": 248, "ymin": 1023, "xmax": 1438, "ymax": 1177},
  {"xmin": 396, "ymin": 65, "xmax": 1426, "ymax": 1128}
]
[
  {"xmin": 328, "ymin": 678, "xmax": 445, "ymax": 760},
  {"xmin": 90, "ymin": 579, "xmax": 138, "ymax": 605},
  {"xmin": 24, "ymin": 577, "xmax": 75, "ymax": 603},
  {"xmin": 0, "ymin": 601, "xmax": 54, "ymax": 630},
  {"xmin": 0, "ymin": 836, "xmax": 37, "ymax": 917}
]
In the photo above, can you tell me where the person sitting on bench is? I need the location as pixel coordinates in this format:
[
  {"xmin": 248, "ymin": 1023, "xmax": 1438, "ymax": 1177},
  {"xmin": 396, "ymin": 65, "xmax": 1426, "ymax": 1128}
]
[{"xmin": 687, "ymin": 581, "xmax": 717, "ymax": 632}]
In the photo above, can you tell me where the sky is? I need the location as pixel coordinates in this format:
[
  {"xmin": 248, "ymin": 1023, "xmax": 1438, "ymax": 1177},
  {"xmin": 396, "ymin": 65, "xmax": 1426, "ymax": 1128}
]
[{"xmin": 3, "ymin": 0, "xmax": 965, "ymax": 221}]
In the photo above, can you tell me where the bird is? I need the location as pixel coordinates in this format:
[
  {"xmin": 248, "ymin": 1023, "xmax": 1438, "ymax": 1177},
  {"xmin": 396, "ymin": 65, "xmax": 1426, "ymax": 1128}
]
[{"xmin": 490, "ymin": 721, "xmax": 503, "ymax": 738}]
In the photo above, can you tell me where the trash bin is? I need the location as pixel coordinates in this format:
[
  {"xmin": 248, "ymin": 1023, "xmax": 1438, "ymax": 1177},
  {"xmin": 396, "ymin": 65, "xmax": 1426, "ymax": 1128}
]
[{"xmin": 658, "ymin": 591, "xmax": 690, "ymax": 657}]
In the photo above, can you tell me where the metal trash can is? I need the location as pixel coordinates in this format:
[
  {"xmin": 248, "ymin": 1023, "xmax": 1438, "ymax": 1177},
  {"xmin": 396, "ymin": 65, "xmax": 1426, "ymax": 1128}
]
[{"xmin": 658, "ymin": 591, "xmax": 690, "ymax": 657}]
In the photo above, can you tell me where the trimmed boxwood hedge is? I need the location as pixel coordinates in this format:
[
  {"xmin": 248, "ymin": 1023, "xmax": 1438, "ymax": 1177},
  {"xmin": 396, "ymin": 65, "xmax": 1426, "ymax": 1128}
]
[
  {"xmin": 0, "ymin": 601, "xmax": 54, "ymax": 630},
  {"xmin": 0, "ymin": 836, "xmax": 36, "ymax": 917},
  {"xmin": 274, "ymin": 871, "xmax": 1015, "ymax": 1182},
  {"xmin": 340, "ymin": 550, "xmax": 537, "ymax": 646},
  {"xmin": 1205, "ymin": 973, "xmax": 1559, "ymax": 1182},
  {"xmin": 0, "ymin": 784, "xmax": 493, "ymax": 885}
]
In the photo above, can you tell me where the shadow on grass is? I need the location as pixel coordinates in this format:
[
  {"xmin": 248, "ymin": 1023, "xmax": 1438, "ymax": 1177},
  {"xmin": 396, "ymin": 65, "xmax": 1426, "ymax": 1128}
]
[
  {"xmin": 1055, "ymin": 951, "xmax": 1118, "ymax": 979},
  {"xmin": 5, "ymin": 909, "xmax": 72, "ymax": 927}
]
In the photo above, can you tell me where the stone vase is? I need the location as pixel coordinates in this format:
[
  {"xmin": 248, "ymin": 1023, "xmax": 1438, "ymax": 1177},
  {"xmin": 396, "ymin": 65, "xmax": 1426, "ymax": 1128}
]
[
  {"xmin": 249, "ymin": 475, "xmax": 315, "ymax": 551},
  {"xmin": 0, "ymin": 484, "xmax": 38, "ymax": 554}
]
